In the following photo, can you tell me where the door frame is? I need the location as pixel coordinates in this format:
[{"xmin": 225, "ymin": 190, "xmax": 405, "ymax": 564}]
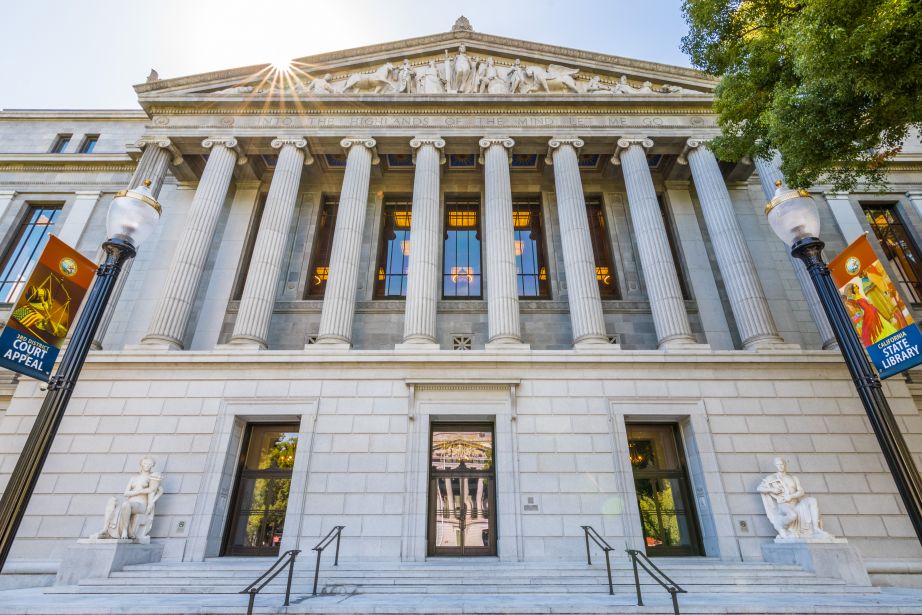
[
  {"xmin": 426, "ymin": 421, "xmax": 497, "ymax": 556},
  {"xmin": 221, "ymin": 421, "xmax": 301, "ymax": 556},
  {"xmin": 626, "ymin": 422, "xmax": 704, "ymax": 557}
]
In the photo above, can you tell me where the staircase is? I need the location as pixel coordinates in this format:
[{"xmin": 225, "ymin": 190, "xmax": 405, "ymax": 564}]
[{"xmin": 27, "ymin": 556, "xmax": 922, "ymax": 614}]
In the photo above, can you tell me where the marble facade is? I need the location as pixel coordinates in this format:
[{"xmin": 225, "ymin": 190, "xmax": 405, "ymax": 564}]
[{"xmin": 0, "ymin": 20, "xmax": 921, "ymax": 590}]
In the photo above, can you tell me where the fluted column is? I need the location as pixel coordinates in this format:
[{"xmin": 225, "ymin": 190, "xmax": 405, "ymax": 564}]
[
  {"xmin": 479, "ymin": 137, "xmax": 527, "ymax": 348},
  {"xmin": 315, "ymin": 138, "xmax": 378, "ymax": 347},
  {"xmin": 399, "ymin": 137, "xmax": 445, "ymax": 349},
  {"xmin": 754, "ymin": 154, "xmax": 838, "ymax": 350},
  {"xmin": 92, "ymin": 139, "xmax": 175, "ymax": 350},
  {"xmin": 141, "ymin": 137, "xmax": 243, "ymax": 349},
  {"xmin": 547, "ymin": 137, "xmax": 610, "ymax": 348},
  {"xmin": 229, "ymin": 138, "xmax": 312, "ymax": 349},
  {"xmin": 613, "ymin": 138, "xmax": 699, "ymax": 348},
  {"xmin": 682, "ymin": 139, "xmax": 785, "ymax": 349}
]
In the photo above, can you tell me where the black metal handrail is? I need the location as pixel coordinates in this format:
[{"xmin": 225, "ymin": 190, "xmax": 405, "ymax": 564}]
[
  {"xmin": 626, "ymin": 548, "xmax": 686, "ymax": 615},
  {"xmin": 240, "ymin": 549, "xmax": 300, "ymax": 615},
  {"xmin": 312, "ymin": 525, "xmax": 345, "ymax": 595},
  {"xmin": 580, "ymin": 525, "xmax": 614, "ymax": 595}
]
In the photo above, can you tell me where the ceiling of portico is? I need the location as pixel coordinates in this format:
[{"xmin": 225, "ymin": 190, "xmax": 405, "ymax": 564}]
[{"xmin": 134, "ymin": 21, "xmax": 716, "ymax": 113}]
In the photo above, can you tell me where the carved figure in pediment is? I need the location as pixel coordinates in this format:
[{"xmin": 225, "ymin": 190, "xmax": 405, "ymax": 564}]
[
  {"xmin": 507, "ymin": 59, "xmax": 528, "ymax": 94},
  {"xmin": 660, "ymin": 84, "xmax": 698, "ymax": 95},
  {"xmin": 396, "ymin": 60, "xmax": 416, "ymax": 94},
  {"xmin": 585, "ymin": 76, "xmax": 614, "ymax": 95},
  {"xmin": 637, "ymin": 81, "xmax": 656, "ymax": 94},
  {"xmin": 342, "ymin": 62, "xmax": 397, "ymax": 94},
  {"xmin": 477, "ymin": 58, "xmax": 510, "ymax": 94},
  {"xmin": 613, "ymin": 75, "xmax": 640, "ymax": 94},
  {"xmin": 524, "ymin": 64, "xmax": 580, "ymax": 93},
  {"xmin": 215, "ymin": 84, "xmax": 256, "ymax": 95},
  {"xmin": 305, "ymin": 74, "xmax": 338, "ymax": 95},
  {"xmin": 416, "ymin": 60, "xmax": 447, "ymax": 94},
  {"xmin": 451, "ymin": 45, "xmax": 478, "ymax": 93}
]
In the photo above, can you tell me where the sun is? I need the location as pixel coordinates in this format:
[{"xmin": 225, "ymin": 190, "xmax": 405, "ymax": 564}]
[{"xmin": 271, "ymin": 58, "xmax": 292, "ymax": 73}]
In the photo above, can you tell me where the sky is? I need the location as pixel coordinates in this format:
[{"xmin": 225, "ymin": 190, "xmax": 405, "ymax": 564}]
[{"xmin": 0, "ymin": 0, "xmax": 692, "ymax": 110}]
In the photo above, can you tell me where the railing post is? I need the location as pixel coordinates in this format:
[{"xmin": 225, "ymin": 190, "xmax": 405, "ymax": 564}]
[
  {"xmin": 604, "ymin": 548, "xmax": 613, "ymax": 595},
  {"xmin": 583, "ymin": 527, "xmax": 592, "ymax": 565},
  {"xmin": 670, "ymin": 588, "xmax": 680, "ymax": 615},
  {"xmin": 630, "ymin": 551, "xmax": 643, "ymax": 606},
  {"xmin": 246, "ymin": 591, "xmax": 255, "ymax": 615},
  {"xmin": 334, "ymin": 527, "xmax": 342, "ymax": 566},
  {"xmin": 313, "ymin": 549, "xmax": 322, "ymax": 596},
  {"xmin": 284, "ymin": 553, "xmax": 296, "ymax": 606}
]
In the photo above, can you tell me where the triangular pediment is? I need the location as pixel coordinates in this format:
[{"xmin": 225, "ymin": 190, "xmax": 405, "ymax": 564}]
[{"xmin": 135, "ymin": 23, "xmax": 715, "ymax": 107}]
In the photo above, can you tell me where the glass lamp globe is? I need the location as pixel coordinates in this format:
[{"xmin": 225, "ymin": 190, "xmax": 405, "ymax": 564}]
[
  {"xmin": 107, "ymin": 179, "xmax": 161, "ymax": 249},
  {"xmin": 764, "ymin": 180, "xmax": 821, "ymax": 247}
]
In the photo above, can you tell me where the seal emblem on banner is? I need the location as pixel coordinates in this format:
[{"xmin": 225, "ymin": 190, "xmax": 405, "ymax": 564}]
[
  {"xmin": 59, "ymin": 258, "xmax": 77, "ymax": 277},
  {"xmin": 845, "ymin": 256, "xmax": 860, "ymax": 276}
]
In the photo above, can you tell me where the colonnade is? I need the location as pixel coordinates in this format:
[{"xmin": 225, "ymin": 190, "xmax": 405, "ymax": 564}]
[{"xmin": 117, "ymin": 135, "xmax": 797, "ymax": 351}]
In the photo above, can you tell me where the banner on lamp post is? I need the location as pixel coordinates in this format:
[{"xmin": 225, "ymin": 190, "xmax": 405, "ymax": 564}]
[
  {"xmin": 0, "ymin": 236, "xmax": 96, "ymax": 381},
  {"xmin": 829, "ymin": 234, "xmax": 922, "ymax": 379}
]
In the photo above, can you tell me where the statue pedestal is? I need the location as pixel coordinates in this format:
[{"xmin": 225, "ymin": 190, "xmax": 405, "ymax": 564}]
[
  {"xmin": 55, "ymin": 539, "xmax": 163, "ymax": 586},
  {"xmin": 762, "ymin": 539, "xmax": 870, "ymax": 586}
]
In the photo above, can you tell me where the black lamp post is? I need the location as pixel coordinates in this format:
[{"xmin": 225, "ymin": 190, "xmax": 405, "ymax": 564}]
[
  {"xmin": 0, "ymin": 180, "xmax": 161, "ymax": 569},
  {"xmin": 765, "ymin": 180, "xmax": 922, "ymax": 546}
]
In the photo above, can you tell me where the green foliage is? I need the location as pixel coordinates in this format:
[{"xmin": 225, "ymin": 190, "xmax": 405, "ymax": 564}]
[{"xmin": 682, "ymin": 0, "xmax": 922, "ymax": 189}]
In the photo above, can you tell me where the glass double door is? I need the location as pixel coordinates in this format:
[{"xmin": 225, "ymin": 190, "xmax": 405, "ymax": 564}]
[
  {"xmin": 627, "ymin": 423, "xmax": 703, "ymax": 557},
  {"xmin": 428, "ymin": 423, "xmax": 496, "ymax": 556},
  {"xmin": 224, "ymin": 423, "xmax": 299, "ymax": 556}
]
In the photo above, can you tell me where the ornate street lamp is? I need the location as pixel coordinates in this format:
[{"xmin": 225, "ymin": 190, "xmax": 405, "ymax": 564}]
[
  {"xmin": 0, "ymin": 180, "xmax": 161, "ymax": 568},
  {"xmin": 765, "ymin": 180, "xmax": 922, "ymax": 545}
]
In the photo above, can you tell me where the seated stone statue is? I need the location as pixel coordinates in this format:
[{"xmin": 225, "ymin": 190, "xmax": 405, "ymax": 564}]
[
  {"xmin": 758, "ymin": 457, "xmax": 833, "ymax": 541},
  {"xmin": 90, "ymin": 457, "xmax": 163, "ymax": 544}
]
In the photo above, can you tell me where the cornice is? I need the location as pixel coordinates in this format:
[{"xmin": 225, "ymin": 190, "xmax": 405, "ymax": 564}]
[
  {"xmin": 0, "ymin": 153, "xmax": 135, "ymax": 173},
  {"xmin": 0, "ymin": 110, "xmax": 148, "ymax": 121}
]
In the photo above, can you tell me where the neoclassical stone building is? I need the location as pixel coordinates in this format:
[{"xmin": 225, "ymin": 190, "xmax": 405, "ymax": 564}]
[{"xmin": 1, "ymin": 18, "xmax": 922, "ymax": 586}]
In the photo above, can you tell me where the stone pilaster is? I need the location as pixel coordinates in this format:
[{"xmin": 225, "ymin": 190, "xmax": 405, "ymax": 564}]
[
  {"xmin": 907, "ymin": 191, "xmax": 922, "ymax": 224},
  {"xmin": 682, "ymin": 139, "xmax": 786, "ymax": 349},
  {"xmin": 314, "ymin": 138, "xmax": 378, "ymax": 348},
  {"xmin": 57, "ymin": 190, "xmax": 101, "ymax": 247},
  {"xmin": 547, "ymin": 137, "xmax": 610, "ymax": 348},
  {"xmin": 140, "ymin": 137, "xmax": 242, "ymax": 349},
  {"xmin": 613, "ymin": 138, "xmax": 699, "ymax": 348},
  {"xmin": 228, "ymin": 138, "xmax": 312, "ymax": 349},
  {"xmin": 480, "ymin": 137, "xmax": 527, "ymax": 349},
  {"xmin": 823, "ymin": 192, "xmax": 864, "ymax": 243},
  {"xmin": 754, "ymin": 155, "xmax": 838, "ymax": 350},
  {"xmin": 0, "ymin": 190, "xmax": 16, "ymax": 226},
  {"xmin": 399, "ymin": 137, "xmax": 445, "ymax": 349},
  {"xmin": 92, "ymin": 140, "xmax": 174, "ymax": 350}
]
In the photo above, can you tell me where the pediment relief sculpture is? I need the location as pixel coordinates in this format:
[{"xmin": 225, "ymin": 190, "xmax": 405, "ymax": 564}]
[{"xmin": 209, "ymin": 46, "xmax": 704, "ymax": 98}]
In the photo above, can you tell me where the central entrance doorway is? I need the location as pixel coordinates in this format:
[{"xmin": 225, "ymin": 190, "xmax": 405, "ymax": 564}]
[{"xmin": 427, "ymin": 422, "xmax": 496, "ymax": 556}]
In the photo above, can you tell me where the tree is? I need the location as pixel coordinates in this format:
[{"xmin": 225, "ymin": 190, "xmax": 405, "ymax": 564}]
[{"xmin": 681, "ymin": 0, "xmax": 922, "ymax": 190}]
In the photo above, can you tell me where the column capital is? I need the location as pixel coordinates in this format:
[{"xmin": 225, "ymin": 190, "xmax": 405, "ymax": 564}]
[
  {"xmin": 409, "ymin": 137, "xmax": 446, "ymax": 164},
  {"xmin": 611, "ymin": 137, "xmax": 653, "ymax": 165},
  {"xmin": 136, "ymin": 136, "xmax": 183, "ymax": 166},
  {"xmin": 478, "ymin": 137, "xmax": 514, "ymax": 164},
  {"xmin": 340, "ymin": 137, "xmax": 379, "ymax": 165},
  {"xmin": 202, "ymin": 137, "xmax": 248, "ymax": 166},
  {"xmin": 271, "ymin": 137, "xmax": 314, "ymax": 165},
  {"xmin": 545, "ymin": 137, "xmax": 584, "ymax": 164},
  {"xmin": 677, "ymin": 138, "xmax": 710, "ymax": 165}
]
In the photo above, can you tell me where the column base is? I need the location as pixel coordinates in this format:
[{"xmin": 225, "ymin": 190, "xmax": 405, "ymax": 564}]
[
  {"xmin": 126, "ymin": 336, "xmax": 182, "ymax": 351},
  {"xmin": 762, "ymin": 539, "xmax": 870, "ymax": 587},
  {"xmin": 395, "ymin": 341, "xmax": 441, "ymax": 351},
  {"xmin": 744, "ymin": 337, "xmax": 801, "ymax": 351},
  {"xmin": 573, "ymin": 337, "xmax": 621, "ymax": 351},
  {"xmin": 216, "ymin": 338, "xmax": 266, "ymax": 351},
  {"xmin": 658, "ymin": 336, "xmax": 710, "ymax": 351},
  {"xmin": 485, "ymin": 339, "xmax": 531, "ymax": 351},
  {"xmin": 306, "ymin": 336, "xmax": 351, "ymax": 351}
]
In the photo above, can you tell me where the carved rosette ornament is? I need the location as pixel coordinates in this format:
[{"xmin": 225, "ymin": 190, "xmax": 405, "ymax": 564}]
[
  {"xmin": 340, "ymin": 137, "xmax": 379, "ymax": 165},
  {"xmin": 270, "ymin": 137, "xmax": 314, "ymax": 165},
  {"xmin": 478, "ymin": 137, "xmax": 515, "ymax": 164},
  {"xmin": 409, "ymin": 137, "xmax": 446, "ymax": 164},
  {"xmin": 610, "ymin": 137, "xmax": 654, "ymax": 165},
  {"xmin": 545, "ymin": 137, "xmax": 584, "ymax": 164}
]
